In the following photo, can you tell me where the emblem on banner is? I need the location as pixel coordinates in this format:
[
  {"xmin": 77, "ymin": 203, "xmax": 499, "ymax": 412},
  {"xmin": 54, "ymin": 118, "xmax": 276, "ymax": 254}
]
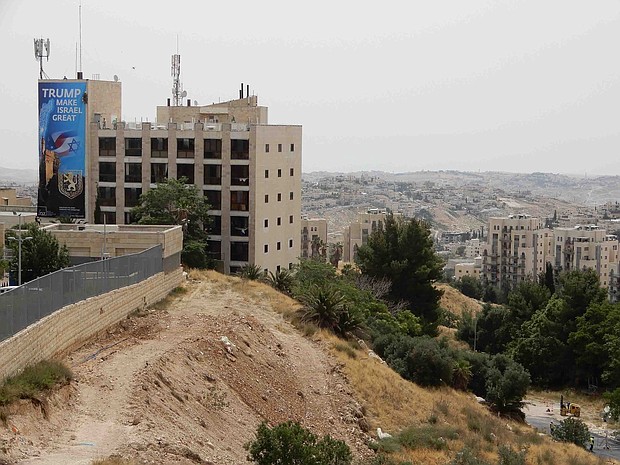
[{"xmin": 58, "ymin": 171, "xmax": 84, "ymax": 199}]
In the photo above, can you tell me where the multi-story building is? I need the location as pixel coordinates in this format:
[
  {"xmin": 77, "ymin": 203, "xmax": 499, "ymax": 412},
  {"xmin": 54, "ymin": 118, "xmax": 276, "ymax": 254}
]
[
  {"xmin": 482, "ymin": 214, "xmax": 543, "ymax": 288},
  {"xmin": 300, "ymin": 217, "xmax": 328, "ymax": 260},
  {"xmin": 37, "ymin": 78, "xmax": 301, "ymax": 275},
  {"xmin": 455, "ymin": 256, "xmax": 482, "ymax": 280},
  {"xmin": 343, "ymin": 208, "xmax": 389, "ymax": 263}
]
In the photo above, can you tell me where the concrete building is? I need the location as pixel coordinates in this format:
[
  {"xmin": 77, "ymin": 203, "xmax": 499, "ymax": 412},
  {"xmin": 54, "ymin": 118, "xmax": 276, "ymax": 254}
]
[
  {"xmin": 455, "ymin": 256, "xmax": 483, "ymax": 280},
  {"xmin": 300, "ymin": 217, "xmax": 328, "ymax": 260},
  {"xmin": 482, "ymin": 214, "xmax": 543, "ymax": 288},
  {"xmin": 0, "ymin": 189, "xmax": 32, "ymax": 209},
  {"xmin": 38, "ymin": 78, "xmax": 301, "ymax": 275},
  {"xmin": 343, "ymin": 208, "xmax": 389, "ymax": 263}
]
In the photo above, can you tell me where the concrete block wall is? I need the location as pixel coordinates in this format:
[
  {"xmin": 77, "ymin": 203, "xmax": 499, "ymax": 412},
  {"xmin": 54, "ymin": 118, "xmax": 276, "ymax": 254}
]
[{"xmin": 0, "ymin": 267, "xmax": 183, "ymax": 381}]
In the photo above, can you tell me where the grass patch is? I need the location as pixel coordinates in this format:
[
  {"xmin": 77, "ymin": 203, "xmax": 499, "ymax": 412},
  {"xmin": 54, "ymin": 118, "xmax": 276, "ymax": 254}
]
[
  {"xmin": 398, "ymin": 424, "xmax": 460, "ymax": 451},
  {"xmin": 0, "ymin": 360, "xmax": 72, "ymax": 406},
  {"xmin": 333, "ymin": 341, "xmax": 358, "ymax": 359},
  {"xmin": 170, "ymin": 286, "xmax": 188, "ymax": 296}
]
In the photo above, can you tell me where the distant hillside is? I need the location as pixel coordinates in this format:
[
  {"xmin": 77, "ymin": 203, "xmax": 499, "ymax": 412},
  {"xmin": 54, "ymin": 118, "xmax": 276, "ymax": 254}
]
[{"xmin": 0, "ymin": 167, "xmax": 37, "ymax": 185}]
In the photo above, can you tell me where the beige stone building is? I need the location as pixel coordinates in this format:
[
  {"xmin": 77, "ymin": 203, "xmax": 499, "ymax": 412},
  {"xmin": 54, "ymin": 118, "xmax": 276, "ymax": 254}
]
[
  {"xmin": 41, "ymin": 78, "xmax": 302, "ymax": 275},
  {"xmin": 455, "ymin": 257, "xmax": 482, "ymax": 280},
  {"xmin": 300, "ymin": 217, "xmax": 328, "ymax": 260},
  {"xmin": 0, "ymin": 188, "xmax": 32, "ymax": 208},
  {"xmin": 343, "ymin": 208, "xmax": 390, "ymax": 263}
]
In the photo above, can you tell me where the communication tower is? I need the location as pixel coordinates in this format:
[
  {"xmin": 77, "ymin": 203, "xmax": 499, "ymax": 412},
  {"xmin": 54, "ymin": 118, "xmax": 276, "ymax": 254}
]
[
  {"xmin": 171, "ymin": 53, "xmax": 184, "ymax": 106},
  {"xmin": 34, "ymin": 38, "xmax": 51, "ymax": 79}
]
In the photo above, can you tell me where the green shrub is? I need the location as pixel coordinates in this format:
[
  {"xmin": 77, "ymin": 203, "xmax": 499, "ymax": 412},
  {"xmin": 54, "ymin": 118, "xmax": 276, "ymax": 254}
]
[
  {"xmin": 397, "ymin": 424, "xmax": 459, "ymax": 451},
  {"xmin": 497, "ymin": 445, "xmax": 526, "ymax": 465},
  {"xmin": 264, "ymin": 269, "xmax": 294, "ymax": 294},
  {"xmin": 550, "ymin": 417, "xmax": 590, "ymax": 448},
  {"xmin": 449, "ymin": 448, "xmax": 490, "ymax": 465},
  {"xmin": 238, "ymin": 264, "xmax": 263, "ymax": 280},
  {"xmin": 245, "ymin": 421, "xmax": 351, "ymax": 465},
  {"xmin": 0, "ymin": 360, "xmax": 73, "ymax": 405}
]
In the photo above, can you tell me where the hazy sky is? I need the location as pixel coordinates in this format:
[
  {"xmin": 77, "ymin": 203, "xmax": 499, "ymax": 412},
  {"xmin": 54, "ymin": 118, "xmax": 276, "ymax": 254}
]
[{"xmin": 1, "ymin": 1, "xmax": 619, "ymax": 175}]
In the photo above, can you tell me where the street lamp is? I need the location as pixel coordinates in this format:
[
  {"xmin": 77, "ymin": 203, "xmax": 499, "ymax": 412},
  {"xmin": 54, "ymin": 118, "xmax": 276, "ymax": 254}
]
[{"xmin": 8, "ymin": 212, "xmax": 33, "ymax": 286}]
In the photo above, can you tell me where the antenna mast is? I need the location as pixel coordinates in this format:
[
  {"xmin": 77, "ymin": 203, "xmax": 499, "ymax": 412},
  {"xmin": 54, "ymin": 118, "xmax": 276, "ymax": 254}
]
[
  {"xmin": 171, "ymin": 36, "xmax": 187, "ymax": 106},
  {"xmin": 34, "ymin": 38, "xmax": 51, "ymax": 79},
  {"xmin": 78, "ymin": 2, "xmax": 83, "ymax": 73}
]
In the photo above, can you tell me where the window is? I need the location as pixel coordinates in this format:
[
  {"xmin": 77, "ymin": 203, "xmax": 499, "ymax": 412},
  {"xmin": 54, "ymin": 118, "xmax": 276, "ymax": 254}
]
[
  {"xmin": 278, "ymin": 143, "xmax": 282, "ymax": 152},
  {"xmin": 289, "ymin": 239, "xmax": 293, "ymax": 248},
  {"xmin": 277, "ymin": 242, "xmax": 281, "ymax": 251},
  {"xmin": 231, "ymin": 165, "xmax": 249, "ymax": 186},
  {"xmin": 177, "ymin": 138, "xmax": 195, "ymax": 158},
  {"xmin": 124, "ymin": 138, "xmax": 142, "ymax": 157},
  {"xmin": 204, "ymin": 164, "xmax": 222, "ymax": 185},
  {"xmin": 151, "ymin": 138, "xmax": 168, "ymax": 158},
  {"xmin": 264, "ymin": 244, "xmax": 269, "ymax": 253},
  {"xmin": 230, "ymin": 191, "xmax": 249, "ymax": 211},
  {"xmin": 231, "ymin": 242, "xmax": 249, "ymax": 261},
  {"xmin": 289, "ymin": 192, "xmax": 294, "ymax": 200},
  {"xmin": 99, "ymin": 137, "xmax": 116, "ymax": 156},
  {"xmin": 290, "ymin": 168, "xmax": 294, "ymax": 176},
  {"xmin": 206, "ymin": 240, "xmax": 222, "ymax": 260},
  {"xmin": 231, "ymin": 216, "xmax": 249, "ymax": 237},
  {"xmin": 124, "ymin": 187, "xmax": 142, "ymax": 207},
  {"xmin": 177, "ymin": 164, "xmax": 195, "ymax": 184},
  {"xmin": 124, "ymin": 163, "xmax": 142, "ymax": 183},
  {"xmin": 265, "ymin": 143, "xmax": 270, "ymax": 153},
  {"xmin": 277, "ymin": 193, "xmax": 282, "ymax": 202},
  {"xmin": 209, "ymin": 215, "xmax": 222, "ymax": 235},
  {"xmin": 98, "ymin": 186, "xmax": 115, "ymax": 206},
  {"xmin": 277, "ymin": 169, "xmax": 282, "ymax": 177},
  {"xmin": 204, "ymin": 190, "xmax": 222, "ymax": 210},
  {"xmin": 231, "ymin": 139, "xmax": 249, "ymax": 159},
  {"xmin": 264, "ymin": 219, "xmax": 269, "ymax": 228},
  {"xmin": 265, "ymin": 194, "xmax": 269, "ymax": 203},
  {"xmin": 204, "ymin": 139, "xmax": 222, "ymax": 159},
  {"xmin": 265, "ymin": 170, "xmax": 269, "ymax": 178},
  {"xmin": 289, "ymin": 215, "xmax": 294, "ymax": 224},
  {"xmin": 99, "ymin": 162, "xmax": 116, "ymax": 182},
  {"xmin": 290, "ymin": 143, "xmax": 295, "ymax": 152},
  {"xmin": 150, "ymin": 163, "xmax": 168, "ymax": 183},
  {"xmin": 277, "ymin": 217, "xmax": 281, "ymax": 226}
]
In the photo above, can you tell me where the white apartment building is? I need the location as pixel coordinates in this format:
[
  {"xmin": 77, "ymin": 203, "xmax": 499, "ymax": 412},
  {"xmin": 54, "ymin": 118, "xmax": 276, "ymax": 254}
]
[{"xmin": 343, "ymin": 208, "xmax": 389, "ymax": 263}]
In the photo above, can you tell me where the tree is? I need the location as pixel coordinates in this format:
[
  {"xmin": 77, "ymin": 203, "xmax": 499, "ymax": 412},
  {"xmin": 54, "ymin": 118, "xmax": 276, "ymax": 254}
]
[
  {"xmin": 356, "ymin": 214, "xmax": 444, "ymax": 334},
  {"xmin": 484, "ymin": 354, "xmax": 530, "ymax": 414},
  {"xmin": 131, "ymin": 177, "xmax": 211, "ymax": 267},
  {"xmin": 245, "ymin": 421, "xmax": 351, "ymax": 465},
  {"xmin": 5, "ymin": 223, "xmax": 70, "ymax": 283},
  {"xmin": 455, "ymin": 276, "xmax": 483, "ymax": 300},
  {"xmin": 550, "ymin": 417, "xmax": 590, "ymax": 448},
  {"xmin": 329, "ymin": 242, "xmax": 343, "ymax": 267}
]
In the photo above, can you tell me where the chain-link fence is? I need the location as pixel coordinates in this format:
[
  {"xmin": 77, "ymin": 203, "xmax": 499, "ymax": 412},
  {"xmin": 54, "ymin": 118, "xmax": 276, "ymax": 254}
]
[{"xmin": 0, "ymin": 245, "xmax": 162, "ymax": 342}]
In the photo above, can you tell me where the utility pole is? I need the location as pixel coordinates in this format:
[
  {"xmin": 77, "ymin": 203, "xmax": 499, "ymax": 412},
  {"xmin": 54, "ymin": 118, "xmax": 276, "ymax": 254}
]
[{"xmin": 9, "ymin": 213, "xmax": 33, "ymax": 286}]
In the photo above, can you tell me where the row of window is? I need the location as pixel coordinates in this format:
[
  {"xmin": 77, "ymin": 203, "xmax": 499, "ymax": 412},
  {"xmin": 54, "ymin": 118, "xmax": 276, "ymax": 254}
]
[
  {"xmin": 263, "ymin": 216, "xmax": 295, "ymax": 228},
  {"xmin": 263, "ymin": 239, "xmax": 294, "ymax": 253},
  {"xmin": 265, "ymin": 143, "xmax": 295, "ymax": 153},
  {"xmin": 265, "ymin": 168, "xmax": 295, "ymax": 178},
  {"xmin": 264, "ymin": 192, "xmax": 295, "ymax": 203}
]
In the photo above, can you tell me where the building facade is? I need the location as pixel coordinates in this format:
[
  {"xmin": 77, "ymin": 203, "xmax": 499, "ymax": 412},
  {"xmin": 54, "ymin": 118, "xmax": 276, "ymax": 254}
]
[
  {"xmin": 343, "ymin": 208, "xmax": 389, "ymax": 263},
  {"xmin": 38, "ymin": 78, "xmax": 302, "ymax": 275},
  {"xmin": 300, "ymin": 217, "xmax": 328, "ymax": 260}
]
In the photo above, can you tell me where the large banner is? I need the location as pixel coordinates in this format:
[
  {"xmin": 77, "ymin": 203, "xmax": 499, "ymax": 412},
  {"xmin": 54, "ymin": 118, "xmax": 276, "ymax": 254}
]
[{"xmin": 37, "ymin": 81, "xmax": 86, "ymax": 218}]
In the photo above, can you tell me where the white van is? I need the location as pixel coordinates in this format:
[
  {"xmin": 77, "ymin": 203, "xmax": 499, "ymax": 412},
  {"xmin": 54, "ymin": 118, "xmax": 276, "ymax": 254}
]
[{"xmin": 0, "ymin": 286, "xmax": 19, "ymax": 294}]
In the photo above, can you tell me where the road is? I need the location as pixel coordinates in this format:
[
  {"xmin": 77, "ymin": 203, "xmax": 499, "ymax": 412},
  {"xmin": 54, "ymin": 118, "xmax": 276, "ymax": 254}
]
[{"xmin": 523, "ymin": 401, "xmax": 620, "ymax": 462}]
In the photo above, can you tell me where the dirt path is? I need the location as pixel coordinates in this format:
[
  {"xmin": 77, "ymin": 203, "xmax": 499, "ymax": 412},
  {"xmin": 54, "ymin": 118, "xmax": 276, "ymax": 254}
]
[{"xmin": 1, "ymin": 272, "xmax": 371, "ymax": 465}]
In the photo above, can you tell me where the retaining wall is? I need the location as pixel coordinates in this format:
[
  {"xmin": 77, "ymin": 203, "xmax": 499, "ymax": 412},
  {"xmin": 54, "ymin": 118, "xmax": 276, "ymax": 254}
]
[{"xmin": 0, "ymin": 267, "xmax": 184, "ymax": 381}]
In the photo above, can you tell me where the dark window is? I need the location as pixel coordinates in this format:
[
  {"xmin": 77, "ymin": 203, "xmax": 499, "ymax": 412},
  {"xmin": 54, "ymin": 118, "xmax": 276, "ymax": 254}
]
[
  {"xmin": 265, "ymin": 194, "xmax": 269, "ymax": 203},
  {"xmin": 289, "ymin": 239, "xmax": 293, "ymax": 248},
  {"xmin": 231, "ymin": 139, "xmax": 249, "ymax": 159},
  {"xmin": 209, "ymin": 215, "xmax": 222, "ymax": 235},
  {"xmin": 124, "ymin": 187, "xmax": 142, "ymax": 207},
  {"xmin": 289, "ymin": 215, "xmax": 294, "ymax": 224},
  {"xmin": 231, "ymin": 191, "xmax": 249, "ymax": 211},
  {"xmin": 231, "ymin": 216, "xmax": 249, "ymax": 236},
  {"xmin": 265, "ymin": 143, "xmax": 270, "ymax": 153},
  {"xmin": 278, "ymin": 143, "xmax": 282, "ymax": 152},
  {"xmin": 264, "ymin": 219, "xmax": 269, "ymax": 227},
  {"xmin": 277, "ymin": 193, "xmax": 282, "ymax": 202},
  {"xmin": 265, "ymin": 169, "xmax": 269, "ymax": 178},
  {"xmin": 206, "ymin": 240, "xmax": 222, "ymax": 260},
  {"xmin": 124, "ymin": 163, "xmax": 142, "ymax": 183},
  {"xmin": 124, "ymin": 211, "xmax": 136, "ymax": 224},
  {"xmin": 264, "ymin": 244, "xmax": 269, "ymax": 253},
  {"xmin": 278, "ymin": 169, "xmax": 282, "ymax": 177},
  {"xmin": 204, "ymin": 139, "xmax": 222, "ymax": 159},
  {"xmin": 177, "ymin": 138, "xmax": 195, "ymax": 158},
  {"xmin": 289, "ymin": 192, "xmax": 294, "ymax": 200},
  {"xmin": 231, "ymin": 165, "xmax": 249, "ymax": 186},
  {"xmin": 177, "ymin": 164, "xmax": 195, "ymax": 184},
  {"xmin": 98, "ymin": 186, "xmax": 116, "ymax": 207},
  {"xmin": 99, "ymin": 162, "xmax": 116, "ymax": 182},
  {"xmin": 204, "ymin": 190, "xmax": 221, "ymax": 210},
  {"xmin": 204, "ymin": 164, "xmax": 222, "ymax": 185},
  {"xmin": 151, "ymin": 138, "xmax": 168, "ymax": 158},
  {"xmin": 231, "ymin": 242, "xmax": 249, "ymax": 262},
  {"xmin": 277, "ymin": 242, "xmax": 281, "ymax": 251},
  {"xmin": 99, "ymin": 137, "xmax": 116, "ymax": 156},
  {"xmin": 290, "ymin": 143, "xmax": 295, "ymax": 152},
  {"xmin": 277, "ymin": 217, "xmax": 281, "ymax": 226},
  {"xmin": 124, "ymin": 138, "xmax": 142, "ymax": 157},
  {"xmin": 101, "ymin": 211, "xmax": 116, "ymax": 225},
  {"xmin": 290, "ymin": 168, "xmax": 294, "ymax": 176},
  {"xmin": 150, "ymin": 163, "xmax": 168, "ymax": 183}
]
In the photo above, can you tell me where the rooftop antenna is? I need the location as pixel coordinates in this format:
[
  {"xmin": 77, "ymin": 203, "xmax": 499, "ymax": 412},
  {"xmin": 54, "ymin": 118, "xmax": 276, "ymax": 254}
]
[
  {"xmin": 34, "ymin": 38, "xmax": 50, "ymax": 79},
  {"xmin": 171, "ymin": 35, "xmax": 184, "ymax": 106},
  {"xmin": 78, "ymin": 1, "xmax": 83, "ymax": 75}
]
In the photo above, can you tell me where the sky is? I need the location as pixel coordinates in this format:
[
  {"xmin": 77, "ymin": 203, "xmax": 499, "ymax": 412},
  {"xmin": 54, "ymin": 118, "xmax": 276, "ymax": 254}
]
[{"xmin": 1, "ymin": 0, "xmax": 619, "ymax": 176}]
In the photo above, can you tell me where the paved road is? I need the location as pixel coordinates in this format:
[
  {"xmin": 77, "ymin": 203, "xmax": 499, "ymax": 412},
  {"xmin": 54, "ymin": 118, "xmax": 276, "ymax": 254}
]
[{"xmin": 524, "ymin": 409, "xmax": 620, "ymax": 461}]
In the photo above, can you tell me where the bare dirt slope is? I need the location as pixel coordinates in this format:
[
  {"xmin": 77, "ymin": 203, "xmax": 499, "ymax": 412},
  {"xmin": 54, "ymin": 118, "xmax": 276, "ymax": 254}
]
[{"xmin": 0, "ymin": 271, "xmax": 371, "ymax": 465}]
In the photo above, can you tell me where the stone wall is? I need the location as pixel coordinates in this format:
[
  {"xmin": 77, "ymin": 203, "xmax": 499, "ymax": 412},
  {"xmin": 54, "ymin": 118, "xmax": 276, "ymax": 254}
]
[{"xmin": 0, "ymin": 267, "xmax": 183, "ymax": 381}]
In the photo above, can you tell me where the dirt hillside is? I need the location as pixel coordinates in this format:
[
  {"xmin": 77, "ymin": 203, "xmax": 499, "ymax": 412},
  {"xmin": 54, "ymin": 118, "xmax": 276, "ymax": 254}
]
[{"xmin": 0, "ymin": 271, "xmax": 372, "ymax": 465}]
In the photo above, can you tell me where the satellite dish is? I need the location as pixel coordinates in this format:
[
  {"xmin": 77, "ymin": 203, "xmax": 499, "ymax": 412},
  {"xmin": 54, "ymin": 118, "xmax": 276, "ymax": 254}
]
[
  {"xmin": 181, "ymin": 90, "xmax": 187, "ymax": 98},
  {"xmin": 193, "ymin": 100, "xmax": 198, "ymax": 106},
  {"xmin": 113, "ymin": 74, "xmax": 119, "ymax": 82}
]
